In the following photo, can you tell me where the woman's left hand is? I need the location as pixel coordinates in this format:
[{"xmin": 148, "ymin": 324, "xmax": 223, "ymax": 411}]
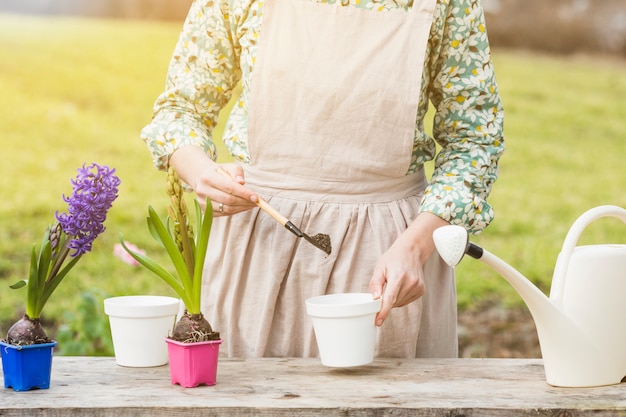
[{"xmin": 369, "ymin": 212, "xmax": 449, "ymax": 326}]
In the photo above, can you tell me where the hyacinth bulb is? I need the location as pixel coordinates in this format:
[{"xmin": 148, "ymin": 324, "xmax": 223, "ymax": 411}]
[
  {"xmin": 6, "ymin": 315, "xmax": 50, "ymax": 346},
  {"xmin": 171, "ymin": 311, "xmax": 220, "ymax": 343}
]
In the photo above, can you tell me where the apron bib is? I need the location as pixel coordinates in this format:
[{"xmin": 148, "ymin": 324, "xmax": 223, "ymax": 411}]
[
  {"xmin": 202, "ymin": 0, "xmax": 458, "ymax": 359},
  {"xmin": 248, "ymin": 0, "xmax": 437, "ymax": 181}
]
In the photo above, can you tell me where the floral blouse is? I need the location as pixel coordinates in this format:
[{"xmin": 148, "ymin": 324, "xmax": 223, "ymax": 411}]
[{"xmin": 141, "ymin": 0, "xmax": 505, "ymax": 234}]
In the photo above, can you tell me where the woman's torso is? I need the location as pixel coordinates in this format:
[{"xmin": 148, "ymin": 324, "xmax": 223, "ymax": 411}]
[{"xmin": 221, "ymin": 0, "xmax": 443, "ymax": 171}]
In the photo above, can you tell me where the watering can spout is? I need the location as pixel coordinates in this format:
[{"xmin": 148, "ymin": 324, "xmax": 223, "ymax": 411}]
[
  {"xmin": 432, "ymin": 226, "xmax": 550, "ymax": 303},
  {"xmin": 433, "ymin": 210, "xmax": 626, "ymax": 387},
  {"xmin": 432, "ymin": 225, "xmax": 558, "ymax": 333}
]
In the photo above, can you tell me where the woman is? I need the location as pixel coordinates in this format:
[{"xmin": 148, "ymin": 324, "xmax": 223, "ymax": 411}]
[{"xmin": 141, "ymin": 0, "xmax": 505, "ymax": 358}]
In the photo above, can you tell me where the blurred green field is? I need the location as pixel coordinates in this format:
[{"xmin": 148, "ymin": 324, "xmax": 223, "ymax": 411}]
[{"xmin": 0, "ymin": 13, "xmax": 625, "ymax": 355}]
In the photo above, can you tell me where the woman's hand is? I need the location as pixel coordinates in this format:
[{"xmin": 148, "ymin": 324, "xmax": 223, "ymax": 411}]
[
  {"xmin": 168, "ymin": 145, "xmax": 258, "ymax": 216},
  {"xmin": 369, "ymin": 212, "xmax": 449, "ymax": 326}
]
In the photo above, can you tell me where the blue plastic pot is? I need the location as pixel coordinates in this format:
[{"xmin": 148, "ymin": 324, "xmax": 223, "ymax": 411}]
[{"xmin": 1, "ymin": 340, "xmax": 57, "ymax": 391}]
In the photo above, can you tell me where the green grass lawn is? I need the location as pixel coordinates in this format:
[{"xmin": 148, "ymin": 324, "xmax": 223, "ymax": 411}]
[{"xmin": 1, "ymin": 13, "xmax": 625, "ymax": 355}]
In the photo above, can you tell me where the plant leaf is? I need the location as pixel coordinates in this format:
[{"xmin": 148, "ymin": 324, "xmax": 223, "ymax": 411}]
[
  {"xmin": 118, "ymin": 234, "xmax": 190, "ymax": 307},
  {"xmin": 191, "ymin": 197, "xmax": 213, "ymax": 311},
  {"xmin": 26, "ymin": 244, "xmax": 39, "ymax": 318},
  {"xmin": 35, "ymin": 238, "xmax": 52, "ymax": 314},
  {"xmin": 146, "ymin": 207, "xmax": 194, "ymax": 297},
  {"xmin": 10, "ymin": 280, "xmax": 27, "ymax": 289},
  {"xmin": 147, "ymin": 210, "xmax": 165, "ymax": 248},
  {"xmin": 35, "ymin": 254, "xmax": 81, "ymax": 317}
]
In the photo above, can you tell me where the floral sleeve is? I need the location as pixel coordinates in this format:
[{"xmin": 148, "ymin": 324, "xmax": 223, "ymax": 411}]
[
  {"xmin": 140, "ymin": 0, "xmax": 241, "ymax": 171},
  {"xmin": 421, "ymin": 0, "xmax": 505, "ymax": 234}
]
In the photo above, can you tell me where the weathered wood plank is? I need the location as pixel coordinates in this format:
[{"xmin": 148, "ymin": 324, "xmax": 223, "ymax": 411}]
[{"xmin": 1, "ymin": 357, "xmax": 625, "ymax": 416}]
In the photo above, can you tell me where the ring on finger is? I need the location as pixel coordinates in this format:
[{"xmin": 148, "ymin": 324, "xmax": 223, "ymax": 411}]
[{"xmin": 218, "ymin": 202, "xmax": 224, "ymax": 213}]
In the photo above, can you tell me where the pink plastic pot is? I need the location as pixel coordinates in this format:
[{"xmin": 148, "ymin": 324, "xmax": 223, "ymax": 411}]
[{"xmin": 165, "ymin": 338, "xmax": 222, "ymax": 387}]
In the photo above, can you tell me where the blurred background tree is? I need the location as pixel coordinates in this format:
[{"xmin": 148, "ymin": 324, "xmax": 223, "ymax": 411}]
[{"xmin": 2, "ymin": 0, "xmax": 625, "ymax": 56}]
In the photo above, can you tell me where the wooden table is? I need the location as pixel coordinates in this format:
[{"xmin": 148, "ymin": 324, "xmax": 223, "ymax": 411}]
[{"xmin": 2, "ymin": 356, "xmax": 625, "ymax": 416}]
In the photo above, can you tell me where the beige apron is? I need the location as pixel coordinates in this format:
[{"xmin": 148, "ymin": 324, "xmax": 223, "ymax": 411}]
[{"xmin": 202, "ymin": 0, "xmax": 458, "ymax": 358}]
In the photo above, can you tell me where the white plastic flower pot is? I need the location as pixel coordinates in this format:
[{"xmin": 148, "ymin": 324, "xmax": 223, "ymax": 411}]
[
  {"xmin": 305, "ymin": 293, "xmax": 382, "ymax": 367},
  {"xmin": 104, "ymin": 295, "xmax": 180, "ymax": 367}
]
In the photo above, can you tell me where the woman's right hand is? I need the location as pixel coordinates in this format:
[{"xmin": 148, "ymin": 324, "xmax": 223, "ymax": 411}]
[{"xmin": 169, "ymin": 145, "xmax": 258, "ymax": 216}]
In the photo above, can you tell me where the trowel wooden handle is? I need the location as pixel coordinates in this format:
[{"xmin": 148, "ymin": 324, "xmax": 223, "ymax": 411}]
[
  {"xmin": 255, "ymin": 198, "xmax": 289, "ymax": 226},
  {"xmin": 215, "ymin": 166, "xmax": 289, "ymax": 226}
]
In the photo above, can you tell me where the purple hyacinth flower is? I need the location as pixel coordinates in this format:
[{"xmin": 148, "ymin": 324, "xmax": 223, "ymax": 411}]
[{"xmin": 55, "ymin": 163, "xmax": 121, "ymax": 256}]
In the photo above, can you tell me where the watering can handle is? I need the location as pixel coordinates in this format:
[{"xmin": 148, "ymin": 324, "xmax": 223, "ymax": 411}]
[{"xmin": 550, "ymin": 205, "xmax": 626, "ymax": 300}]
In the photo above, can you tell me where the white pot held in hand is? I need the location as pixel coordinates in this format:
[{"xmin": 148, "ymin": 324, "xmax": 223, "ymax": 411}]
[
  {"xmin": 306, "ymin": 293, "xmax": 382, "ymax": 367},
  {"xmin": 104, "ymin": 295, "xmax": 180, "ymax": 367}
]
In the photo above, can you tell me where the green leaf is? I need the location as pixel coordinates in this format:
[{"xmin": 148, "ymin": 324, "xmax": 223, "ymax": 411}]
[
  {"xmin": 147, "ymin": 209, "xmax": 165, "ymax": 248},
  {"xmin": 118, "ymin": 234, "xmax": 190, "ymax": 307},
  {"xmin": 26, "ymin": 244, "xmax": 39, "ymax": 318},
  {"xmin": 10, "ymin": 280, "xmax": 27, "ymax": 289},
  {"xmin": 35, "ymin": 239, "xmax": 52, "ymax": 314},
  {"xmin": 192, "ymin": 197, "xmax": 213, "ymax": 311},
  {"xmin": 35, "ymin": 253, "xmax": 81, "ymax": 317},
  {"xmin": 147, "ymin": 206, "xmax": 193, "ymax": 293}
]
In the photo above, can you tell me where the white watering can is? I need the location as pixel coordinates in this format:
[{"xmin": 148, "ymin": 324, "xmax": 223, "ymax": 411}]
[{"xmin": 433, "ymin": 205, "xmax": 626, "ymax": 387}]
